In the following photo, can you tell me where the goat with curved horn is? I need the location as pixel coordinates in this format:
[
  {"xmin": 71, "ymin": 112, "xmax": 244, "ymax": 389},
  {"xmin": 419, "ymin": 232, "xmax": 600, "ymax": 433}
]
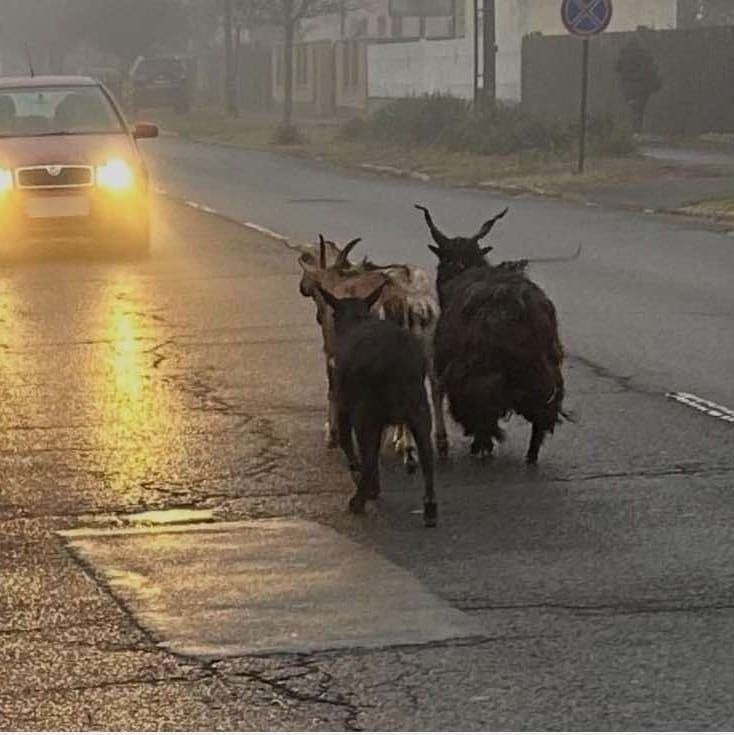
[
  {"xmin": 474, "ymin": 208, "xmax": 509, "ymax": 242},
  {"xmin": 335, "ymin": 238, "xmax": 363, "ymax": 269},
  {"xmin": 318, "ymin": 234, "xmax": 328, "ymax": 269},
  {"xmin": 415, "ymin": 205, "xmax": 449, "ymax": 248}
]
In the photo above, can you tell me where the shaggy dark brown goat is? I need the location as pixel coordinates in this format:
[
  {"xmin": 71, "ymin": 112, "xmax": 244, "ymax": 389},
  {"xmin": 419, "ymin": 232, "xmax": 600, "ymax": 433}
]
[
  {"xmin": 416, "ymin": 205, "xmax": 565, "ymax": 465},
  {"xmin": 298, "ymin": 235, "xmax": 447, "ymax": 466},
  {"xmin": 315, "ymin": 281, "xmax": 437, "ymax": 526}
]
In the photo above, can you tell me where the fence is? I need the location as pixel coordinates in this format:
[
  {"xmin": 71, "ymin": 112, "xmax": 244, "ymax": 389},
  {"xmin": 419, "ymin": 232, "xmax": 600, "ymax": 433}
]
[{"xmin": 522, "ymin": 26, "xmax": 734, "ymax": 135}]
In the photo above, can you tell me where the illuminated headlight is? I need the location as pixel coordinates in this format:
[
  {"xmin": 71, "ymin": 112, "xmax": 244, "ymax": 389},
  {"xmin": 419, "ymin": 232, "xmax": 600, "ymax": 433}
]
[
  {"xmin": 0, "ymin": 168, "xmax": 13, "ymax": 194},
  {"xmin": 96, "ymin": 159, "xmax": 134, "ymax": 191}
]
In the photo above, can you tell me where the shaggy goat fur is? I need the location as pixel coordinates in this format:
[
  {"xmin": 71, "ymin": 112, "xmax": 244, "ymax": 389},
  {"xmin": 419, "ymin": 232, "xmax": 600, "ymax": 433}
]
[
  {"xmin": 316, "ymin": 283, "xmax": 437, "ymax": 526},
  {"xmin": 417, "ymin": 205, "xmax": 565, "ymax": 464}
]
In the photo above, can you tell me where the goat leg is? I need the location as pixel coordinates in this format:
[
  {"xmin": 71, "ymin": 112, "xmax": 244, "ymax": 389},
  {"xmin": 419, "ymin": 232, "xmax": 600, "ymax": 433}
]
[
  {"xmin": 428, "ymin": 372, "xmax": 449, "ymax": 459},
  {"xmin": 350, "ymin": 417, "xmax": 383, "ymax": 512},
  {"xmin": 337, "ymin": 409, "xmax": 361, "ymax": 484},
  {"xmin": 325, "ymin": 363, "xmax": 339, "ymax": 449},
  {"xmin": 393, "ymin": 424, "xmax": 418, "ymax": 474},
  {"xmin": 409, "ymin": 407, "xmax": 437, "ymax": 528},
  {"xmin": 526, "ymin": 421, "xmax": 547, "ymax": 466}
]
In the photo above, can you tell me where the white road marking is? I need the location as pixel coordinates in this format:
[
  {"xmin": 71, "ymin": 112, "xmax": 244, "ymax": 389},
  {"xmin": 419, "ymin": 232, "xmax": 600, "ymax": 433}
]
[
  {"xmin": 666, "ymin": 392, "xmax": 734, "ymax": 424},
  {"xmin": 243, "ymin": 220, "xmax": 290, "ymax": 242},
  {"xmin": 170, "ymin": 194, "xmax": 305, "ymax": 250}
]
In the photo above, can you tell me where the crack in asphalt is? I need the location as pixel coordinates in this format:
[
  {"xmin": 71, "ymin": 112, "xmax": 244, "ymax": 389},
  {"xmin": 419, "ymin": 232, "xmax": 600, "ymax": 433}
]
[
  {"xmin": 11, "ymin": 672, "xmax": 212, "ymax": 698},
  {"xmin": 222, "ymin": 665, "xmax": 366, "ymax": 731},
  {"xmin": 550, "ymin": 463, "xmax": 734, "ymax": 483}
]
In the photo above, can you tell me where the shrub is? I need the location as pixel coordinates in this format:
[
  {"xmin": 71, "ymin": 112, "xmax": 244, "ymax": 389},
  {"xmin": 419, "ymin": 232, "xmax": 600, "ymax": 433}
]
[
  {"xmin": 340, "ymin": 94, "xmax": 635, "ymax": 158},
  {"xmin": 272, "ymin": 124, "xmax": 306, "ymax": 145}
]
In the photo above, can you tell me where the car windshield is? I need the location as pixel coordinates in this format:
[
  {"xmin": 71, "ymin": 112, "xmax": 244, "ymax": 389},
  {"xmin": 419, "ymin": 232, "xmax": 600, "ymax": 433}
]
[{"xmin": 0, "ymin": 85, "xmax": 123, "ymax": 138}]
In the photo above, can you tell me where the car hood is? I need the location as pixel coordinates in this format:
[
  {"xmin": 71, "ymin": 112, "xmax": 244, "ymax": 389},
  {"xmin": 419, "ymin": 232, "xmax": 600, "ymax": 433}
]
[{"xmin": 0, "ymin": 133, "xmax": 137, "ymax": 168}]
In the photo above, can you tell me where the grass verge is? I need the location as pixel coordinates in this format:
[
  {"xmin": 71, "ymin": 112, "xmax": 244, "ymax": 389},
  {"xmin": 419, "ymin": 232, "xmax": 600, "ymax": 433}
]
[{"xmin": 151, "ymin": 107, "xmax": 679, "ymax": 202}]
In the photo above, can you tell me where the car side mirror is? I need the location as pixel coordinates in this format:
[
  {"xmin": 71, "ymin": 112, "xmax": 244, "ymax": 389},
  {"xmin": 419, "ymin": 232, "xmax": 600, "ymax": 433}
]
[{"xmin": 133, "ymin": 122, "xmax": 159, "ymax": 140}]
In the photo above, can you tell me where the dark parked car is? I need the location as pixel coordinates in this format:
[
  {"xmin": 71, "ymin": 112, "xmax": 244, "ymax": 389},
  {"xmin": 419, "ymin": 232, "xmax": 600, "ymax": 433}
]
[
  {"xmin": 127, "ymin": 56, "xmax": 190, "ymax": 114},
  {"xmin": 0, "ymin": 76, "xmax": 158, "ymax": 255}
]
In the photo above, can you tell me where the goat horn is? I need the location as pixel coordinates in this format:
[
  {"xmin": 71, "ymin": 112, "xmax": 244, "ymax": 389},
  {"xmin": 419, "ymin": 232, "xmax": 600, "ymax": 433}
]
[
  {"xmin": 415, "ymin": 205, "xmax": 450, "ymax": 248},
  {"xmin": 474, "ymin": 207, "xmax": 509, "ymax": 241},
  {"xmin": 336, "ymin": 238, "xmax": 362, "ymax": 269},
  {"xmin": 318, "ymin": 234, "xmax": 327, "ymax": 269}
]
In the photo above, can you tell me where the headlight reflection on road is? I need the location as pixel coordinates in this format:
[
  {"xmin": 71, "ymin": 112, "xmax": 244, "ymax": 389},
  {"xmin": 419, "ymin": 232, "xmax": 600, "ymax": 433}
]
[{"xmin": 100, "ymin": 282, "xmax": 183, "ymax": 497}]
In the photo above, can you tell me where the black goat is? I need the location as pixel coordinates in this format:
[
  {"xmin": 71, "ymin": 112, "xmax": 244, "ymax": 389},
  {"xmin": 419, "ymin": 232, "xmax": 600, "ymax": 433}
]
[
  {"xmin": 315, "ymin": 280, "xmax": 437, "ymax": 526},
  {"xmin": 417, "ymin": 204, "xmax": 565, "ymax": 465}
]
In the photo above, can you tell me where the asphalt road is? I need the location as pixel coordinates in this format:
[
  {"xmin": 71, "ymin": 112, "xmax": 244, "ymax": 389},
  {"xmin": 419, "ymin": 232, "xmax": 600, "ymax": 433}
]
[
  {"xmin": 0, "ymin": 144, "xmax": 732, "ymax": 729},
  {"xmin": 146, "ymin": 136, "xmax": 734, "ymax": 409}
]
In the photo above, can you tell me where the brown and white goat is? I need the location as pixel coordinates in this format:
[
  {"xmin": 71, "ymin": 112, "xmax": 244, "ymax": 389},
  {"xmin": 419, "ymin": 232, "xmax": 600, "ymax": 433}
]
[{"xmin": 298, "ymin": 236, "xmax": 448, "ymax": 469}]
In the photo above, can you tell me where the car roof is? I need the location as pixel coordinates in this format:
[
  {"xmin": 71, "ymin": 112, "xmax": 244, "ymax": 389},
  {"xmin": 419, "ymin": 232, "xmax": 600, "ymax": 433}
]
[{"xmin": 0, "ymin": 76, "xmax": 99, "ymax": 90}]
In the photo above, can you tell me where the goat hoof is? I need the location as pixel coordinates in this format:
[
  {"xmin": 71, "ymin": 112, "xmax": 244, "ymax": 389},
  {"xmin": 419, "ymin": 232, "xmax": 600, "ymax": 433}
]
[
  {"xmin": 470, "ymin": 439, "xmax": 493, "ymax": 457},
  {"xmin": 348, "ymin": 495, "xmax": 367, "ymax": 515},
  {"xmin": 436, "ymin": 436, "xmax": 449, "ymax": 460},
  {"xmin": 423, "ymin": 501, "xmax": 438, "ymax": 528},
  {"xmin": 526, "ymin": 455, "xmax": 539, "ymax": 467}
]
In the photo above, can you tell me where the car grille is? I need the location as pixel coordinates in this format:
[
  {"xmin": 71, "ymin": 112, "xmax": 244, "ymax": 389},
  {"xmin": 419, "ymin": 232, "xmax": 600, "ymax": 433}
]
[{"xmin": 16, "ymin": 165, "xmax": 94, "ymax": 190}]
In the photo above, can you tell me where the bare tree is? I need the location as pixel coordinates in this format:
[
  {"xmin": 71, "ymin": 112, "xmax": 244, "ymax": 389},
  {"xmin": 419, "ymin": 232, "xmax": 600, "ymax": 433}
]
[{"xmin": 235, "ymin": 0, "xmax": 356, "ymax": 132}]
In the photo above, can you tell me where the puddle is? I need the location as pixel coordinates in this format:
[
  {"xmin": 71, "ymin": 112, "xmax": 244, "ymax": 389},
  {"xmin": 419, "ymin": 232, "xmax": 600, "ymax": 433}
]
[
  {"xmin": 76, "ymin": 508, "xmax": 215, "ymax": 529},
  {"xmin": 121, "ymin": 508, "xmax": 215, "ymax": 526}
]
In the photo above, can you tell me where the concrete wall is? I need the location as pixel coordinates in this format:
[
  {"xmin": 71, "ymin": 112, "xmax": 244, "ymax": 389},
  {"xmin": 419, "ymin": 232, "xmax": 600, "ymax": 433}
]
[
  {"xmin": 522, "ymin": 26, "xmax": 734, "ymax": 135},
  {"xmin": 367, "ymin": 37, "xmax": 473, "ymax": 99},
  {"xmin": 335, "ymin": 41, "xmax": 369, "ymax": 110},
  {"xmin": 273, "ymin": 40, "xmax": 368, "ymax": 114},
  {"xmin": 366, "ymin": 0, "xmax": 678, "ymax": 103},
  {"xmin": 299, "ymin": 0, "xmax": 455, "ymax": 42}
]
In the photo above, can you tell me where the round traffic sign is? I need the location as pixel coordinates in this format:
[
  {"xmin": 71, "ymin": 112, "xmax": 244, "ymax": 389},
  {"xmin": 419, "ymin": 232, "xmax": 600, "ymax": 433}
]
[{"xmin": 561, "ymin": 0, "xmax": 613, "ymax": 37}]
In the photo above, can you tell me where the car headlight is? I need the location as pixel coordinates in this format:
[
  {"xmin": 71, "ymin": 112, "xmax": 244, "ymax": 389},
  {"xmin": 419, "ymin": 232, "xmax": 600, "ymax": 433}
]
[
  {"xmin": 96, "ymin": 159, "xmax": 134, "ymax": 191},
  {"xmin": 0, "ymin": 168, "xmax": 13, "ymax": 194}
]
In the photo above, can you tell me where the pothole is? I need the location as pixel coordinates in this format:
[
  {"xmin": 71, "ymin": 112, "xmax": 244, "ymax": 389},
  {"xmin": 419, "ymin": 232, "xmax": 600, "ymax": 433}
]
[{"xmin": 287, "ymin": 198, "xmax": 348, "ymax": 204}]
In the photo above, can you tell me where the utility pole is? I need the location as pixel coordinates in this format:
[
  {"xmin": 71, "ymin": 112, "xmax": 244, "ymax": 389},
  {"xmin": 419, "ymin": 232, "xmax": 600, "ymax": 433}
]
[
  {"xmin": 482, "ymin": 0, "xmax": 496, "ymax": 108},
  {"xmin": 473, "ymin": 0, "xmax": 496, "ymax": 110},
  {"xmin": 223, "ymin": 0, "xmax": 238, "ymax": 118}
]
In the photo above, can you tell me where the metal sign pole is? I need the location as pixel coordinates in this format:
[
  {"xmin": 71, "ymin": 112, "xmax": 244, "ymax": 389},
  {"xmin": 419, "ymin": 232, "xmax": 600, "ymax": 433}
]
[
  {"xmin": 561, "ymin": 0, "xmax": 613, "ymax": 175},
  {"xmin": 578, "ymin": 38, "xmax": 590, "ymax": 174}
]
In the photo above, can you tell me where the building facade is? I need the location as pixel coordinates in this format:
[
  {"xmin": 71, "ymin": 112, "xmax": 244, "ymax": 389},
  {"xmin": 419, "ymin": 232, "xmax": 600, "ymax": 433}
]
[{"xmin": 369, "ymin": 0, "xmax": 678, "ymax": 102}]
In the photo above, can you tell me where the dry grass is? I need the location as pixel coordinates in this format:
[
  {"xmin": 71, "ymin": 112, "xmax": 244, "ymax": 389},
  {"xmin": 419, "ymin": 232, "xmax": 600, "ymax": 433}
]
[
  {"xmin": 676, "ymin": 197, "xmax": 734, "ymax": 220},
  {"xmin": 152, "ymin": 107, "xmax": 671, "ymax": 198}
]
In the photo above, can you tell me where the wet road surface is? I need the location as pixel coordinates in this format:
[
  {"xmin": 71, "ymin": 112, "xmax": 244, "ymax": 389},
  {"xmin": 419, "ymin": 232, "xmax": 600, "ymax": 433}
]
[
  {"xmin": 0, "ymin": 192, "xmax": 732, "ymax": 729},
  {"xmin": 146, "ymin": 136, "xmax": 734, "ymax": 410}
]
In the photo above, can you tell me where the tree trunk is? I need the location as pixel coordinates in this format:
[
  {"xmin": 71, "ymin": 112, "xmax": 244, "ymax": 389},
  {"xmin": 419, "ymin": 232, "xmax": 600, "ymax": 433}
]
[
  {"xmin": 223, "ymin": 0, "xmax": 238, "ymax": 118},
  {"xmin": 283, "ymin": 20, "xmax": 295, "ymax": 129}
]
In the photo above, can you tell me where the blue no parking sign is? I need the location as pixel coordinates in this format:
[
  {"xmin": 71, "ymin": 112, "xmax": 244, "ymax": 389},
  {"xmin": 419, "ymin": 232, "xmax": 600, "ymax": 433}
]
[{"xmin": 561, "ymin": 0, "xmax": 613, "ymax": 37}]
